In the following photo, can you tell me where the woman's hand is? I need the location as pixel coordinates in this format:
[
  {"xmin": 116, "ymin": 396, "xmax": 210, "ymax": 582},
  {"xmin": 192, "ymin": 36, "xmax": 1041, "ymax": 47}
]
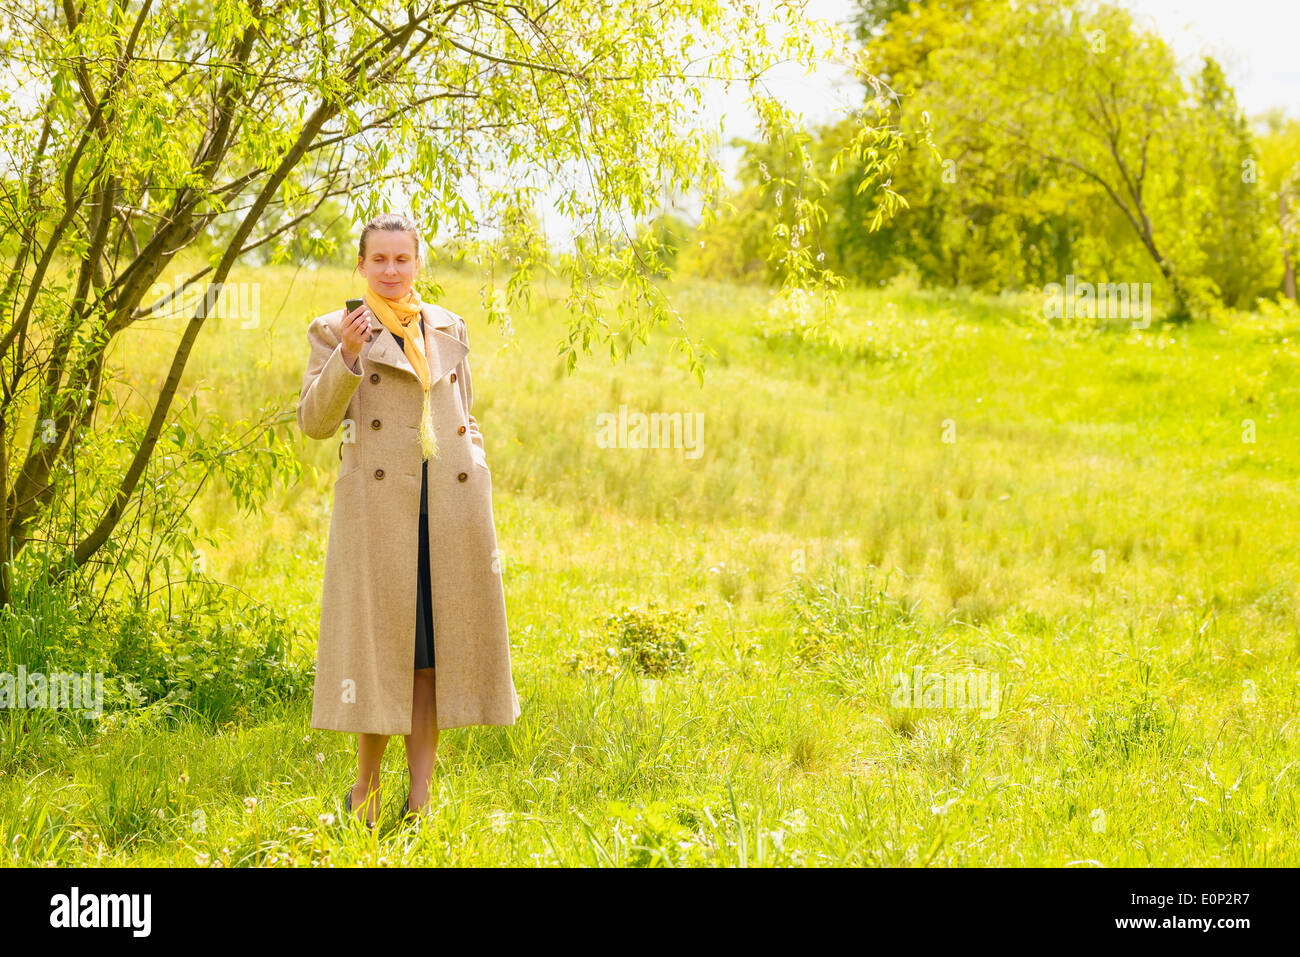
[{"xmin": 339, "ymin": 303, "xmax": 373, "ymax": 370}]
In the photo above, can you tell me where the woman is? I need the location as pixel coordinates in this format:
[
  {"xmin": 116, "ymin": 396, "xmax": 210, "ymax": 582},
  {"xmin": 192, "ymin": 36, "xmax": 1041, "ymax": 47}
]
[{"xmin": 296, "ymin": 212, "xmax": 521, "ymax": 828}]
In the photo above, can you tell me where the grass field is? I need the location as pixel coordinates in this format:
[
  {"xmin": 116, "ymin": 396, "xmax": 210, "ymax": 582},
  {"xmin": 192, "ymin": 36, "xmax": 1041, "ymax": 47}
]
[{"xmin": 2, "ymin": 263, "xmax": 1298, "ymax": 865}]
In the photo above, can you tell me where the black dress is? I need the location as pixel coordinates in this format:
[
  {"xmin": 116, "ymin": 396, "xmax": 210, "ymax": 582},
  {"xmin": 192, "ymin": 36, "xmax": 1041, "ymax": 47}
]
[
  {"xmin": 413, "ymin": 456, "xmax": 435, "ymax": 669},
  {"xmin": 389, "ymin": 320, "xmax": 436, "ymax": 670}
]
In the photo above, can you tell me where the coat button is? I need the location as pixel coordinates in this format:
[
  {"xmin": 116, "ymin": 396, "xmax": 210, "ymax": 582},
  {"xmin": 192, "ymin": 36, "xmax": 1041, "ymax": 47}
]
[
  {"xmin": 457, "ymin": 471, "xmax": 468, "ymax": 482},
  {"xmin": 369, "ymin": 373, "xmax": 380, "ymax": 383},
  {"xmin": 457, "ymin": 425, "xmax": 466, "ymax": 435},
  {"xmin": 374, "ymin": 468, "xmax": 385, "ymax": 480},
  {"xmin": 450, "ymin": 372, "xmax": 457, "ymax": 383},
  {"xmin": 370, "ymin": 418, "xmax": 382, "ymax": 430}
]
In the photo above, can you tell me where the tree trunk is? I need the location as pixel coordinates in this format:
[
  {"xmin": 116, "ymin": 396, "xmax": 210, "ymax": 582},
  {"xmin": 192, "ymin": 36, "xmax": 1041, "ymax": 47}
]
[{"xmin": 1282, "ymin": 191, "xmax": 1297, "ymax": 301}]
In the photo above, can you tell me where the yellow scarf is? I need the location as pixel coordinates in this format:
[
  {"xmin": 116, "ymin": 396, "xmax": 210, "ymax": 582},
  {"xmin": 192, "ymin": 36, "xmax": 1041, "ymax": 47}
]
[{"xmin": 364, "ymin": 287, "xmax": 439, "ymax": 459}]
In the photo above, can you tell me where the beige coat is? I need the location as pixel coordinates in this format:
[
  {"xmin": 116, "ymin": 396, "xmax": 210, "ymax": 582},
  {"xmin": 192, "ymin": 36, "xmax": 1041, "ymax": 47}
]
[{"xmin": 297, "ymin": 302, "xmax": 521, "ymax": 734}]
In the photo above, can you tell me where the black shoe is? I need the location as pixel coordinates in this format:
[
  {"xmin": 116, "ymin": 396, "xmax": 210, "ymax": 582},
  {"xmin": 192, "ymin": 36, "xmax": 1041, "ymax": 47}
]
[
  {"xmin": 401, "ymin": 789, "xmax": 415, "ymax": 821},
  {"xmin": 345, "ymin": 787, "xmax": 375, "ymax": 830}
]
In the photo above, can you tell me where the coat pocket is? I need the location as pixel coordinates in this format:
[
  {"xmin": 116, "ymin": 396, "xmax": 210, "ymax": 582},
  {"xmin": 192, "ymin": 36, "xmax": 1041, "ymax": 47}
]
[{"xmin": 338, "ymin": 437, "xmax": 361, "ymax": 480}]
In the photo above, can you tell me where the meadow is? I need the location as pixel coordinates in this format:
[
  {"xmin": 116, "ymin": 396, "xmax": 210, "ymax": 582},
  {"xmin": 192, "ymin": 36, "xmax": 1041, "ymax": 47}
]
[{"xmin": 2, "ymin": 262, "xmax": 1297, "ymax": 866}]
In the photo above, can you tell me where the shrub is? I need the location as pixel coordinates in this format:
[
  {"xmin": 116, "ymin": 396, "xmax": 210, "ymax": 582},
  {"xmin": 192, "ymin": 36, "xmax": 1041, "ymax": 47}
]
[{"xmin": 565, "ymin": 601, "xmax": 701, "ymax": 677}]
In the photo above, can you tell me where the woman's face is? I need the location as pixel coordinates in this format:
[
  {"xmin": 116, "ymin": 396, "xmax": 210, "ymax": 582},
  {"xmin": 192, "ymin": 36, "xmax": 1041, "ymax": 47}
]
[{"xmin": 357, "ymin": 230, "xmax": 420, "ymax": 298}]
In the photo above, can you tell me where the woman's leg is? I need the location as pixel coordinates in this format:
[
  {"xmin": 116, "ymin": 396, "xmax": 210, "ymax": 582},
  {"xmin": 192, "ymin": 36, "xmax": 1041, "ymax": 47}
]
[
  {"xmin": 403, "ymin": 667, "xmax": 438, "ymax": 814},
  {"xmin": 350, "ymin": 733, "xmax": 389, "ymax": 826}
]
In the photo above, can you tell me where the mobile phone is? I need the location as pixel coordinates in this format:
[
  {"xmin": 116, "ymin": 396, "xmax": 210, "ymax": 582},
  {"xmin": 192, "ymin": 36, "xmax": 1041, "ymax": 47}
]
[{"xmin": 344, "ymin": 298, "xmax": 369, "ymax": 341}]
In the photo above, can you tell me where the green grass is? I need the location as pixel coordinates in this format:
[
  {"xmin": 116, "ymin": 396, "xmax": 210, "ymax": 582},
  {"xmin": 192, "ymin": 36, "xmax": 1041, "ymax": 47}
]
[{"xmin": 2, "ymin": 263, "xmax": 1298, "ymax": 865}]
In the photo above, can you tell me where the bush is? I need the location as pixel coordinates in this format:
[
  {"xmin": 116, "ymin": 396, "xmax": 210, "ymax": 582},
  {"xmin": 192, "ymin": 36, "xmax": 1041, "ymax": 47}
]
[
  {"xmin": 565, "ymin": 601, "xmax": 701, "ymax": 677},
  {"xmin": 1, "ymin": 573, "xmax": 313, "ymax": 732}
]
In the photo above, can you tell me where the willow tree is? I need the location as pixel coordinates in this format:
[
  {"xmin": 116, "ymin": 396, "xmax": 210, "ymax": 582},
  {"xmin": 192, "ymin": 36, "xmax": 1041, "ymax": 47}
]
[{"xmin": 0, "ymin": 0, "xmax": 901, "ymax": 606}]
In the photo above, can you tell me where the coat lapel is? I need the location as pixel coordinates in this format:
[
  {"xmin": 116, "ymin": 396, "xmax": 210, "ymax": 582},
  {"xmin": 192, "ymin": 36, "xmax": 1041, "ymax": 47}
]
[
  {"xmin": 424, "ymin": 303, "xmax": 469, "ymax": 382},
  {"xmin": 358, "ymin": 302, "xmax": 466, "ymax": 383}
]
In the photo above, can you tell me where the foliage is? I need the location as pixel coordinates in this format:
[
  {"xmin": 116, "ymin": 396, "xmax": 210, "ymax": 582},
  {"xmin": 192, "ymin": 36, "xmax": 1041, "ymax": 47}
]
[
  {"xmin": 1256, "ymin": 111, "xmax": 1300, "ymax": 300},
  {"xmin": 565, "ymin": 602, "xmax": 700, "ymax": 677},
  {"xmin": 604, "ymin": 798, "xmax": 712, "ymax": 866},
  {"xmin": 0, "ymin": 570, "xmax": 312, "ymax": 771},
  {"xmin": 783, "ymin": 566, "xmax": 915, "ymax": 664},
  {"xmin": 604, "ymin": 602, "xmax": 701, "ymax": 677}
]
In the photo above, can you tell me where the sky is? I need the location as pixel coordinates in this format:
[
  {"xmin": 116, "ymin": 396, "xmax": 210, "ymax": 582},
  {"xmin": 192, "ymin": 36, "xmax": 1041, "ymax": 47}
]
[{"xmin": 1121, "ymin": 0, "xmax": 1300, "ymax": 118}]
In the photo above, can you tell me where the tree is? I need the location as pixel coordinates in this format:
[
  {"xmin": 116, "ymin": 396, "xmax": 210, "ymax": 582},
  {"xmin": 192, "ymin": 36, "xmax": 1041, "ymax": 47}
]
[
  {"xmin": 925, "ymin": 0, "xmax": 1228, "ymax": 319},
  {"xmin": 1257, "ymin": 111, "xmax": 1300, "ymax": 302},
  {"xmin": 0, "ymin": 0, "xmax": 901, "ymax": 606},
  {"xmin": 1188, "ymin": 57, "xmax": 1277, "ymax": 308},
  {"xmin": 791, "ymin": 0, "xmax": 1086, "ymax": 292}
]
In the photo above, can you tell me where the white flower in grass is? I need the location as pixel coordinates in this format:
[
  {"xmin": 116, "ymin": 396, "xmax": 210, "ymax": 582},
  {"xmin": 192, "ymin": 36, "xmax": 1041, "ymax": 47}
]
[
  {"xmin": 783, "ymin": 808, "xmax": 808, "ymax": 833},
  {"xmin": 931, "ymin": 796, "xmax": 960, "ymax": 816},
  {"xmin": 490, "ymin": 809, "xmax": 511, "ymax": 833},
  {"xmin": 1090, "ymin": 808, "xmax": 1106, "ymax": 834},
  {"xmin": 243, "ymin": 796, "xmax": 257, "ymax": 813}
]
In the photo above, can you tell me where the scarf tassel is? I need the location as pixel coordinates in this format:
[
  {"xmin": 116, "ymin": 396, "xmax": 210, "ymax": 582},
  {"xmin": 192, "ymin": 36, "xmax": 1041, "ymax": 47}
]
[{"xmin": 419, "ymin": 391, "xmax": 439, "ymax": 460}]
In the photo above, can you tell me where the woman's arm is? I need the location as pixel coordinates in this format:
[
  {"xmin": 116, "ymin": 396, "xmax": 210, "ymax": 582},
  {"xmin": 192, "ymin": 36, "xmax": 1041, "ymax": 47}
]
[
  {"xmin": 297, "ymin": 313, "xmax": 363, "ymax": 439},
  {"xmin": 450, "ymin": 315, "xmax": 487, "ymax": 459}
]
